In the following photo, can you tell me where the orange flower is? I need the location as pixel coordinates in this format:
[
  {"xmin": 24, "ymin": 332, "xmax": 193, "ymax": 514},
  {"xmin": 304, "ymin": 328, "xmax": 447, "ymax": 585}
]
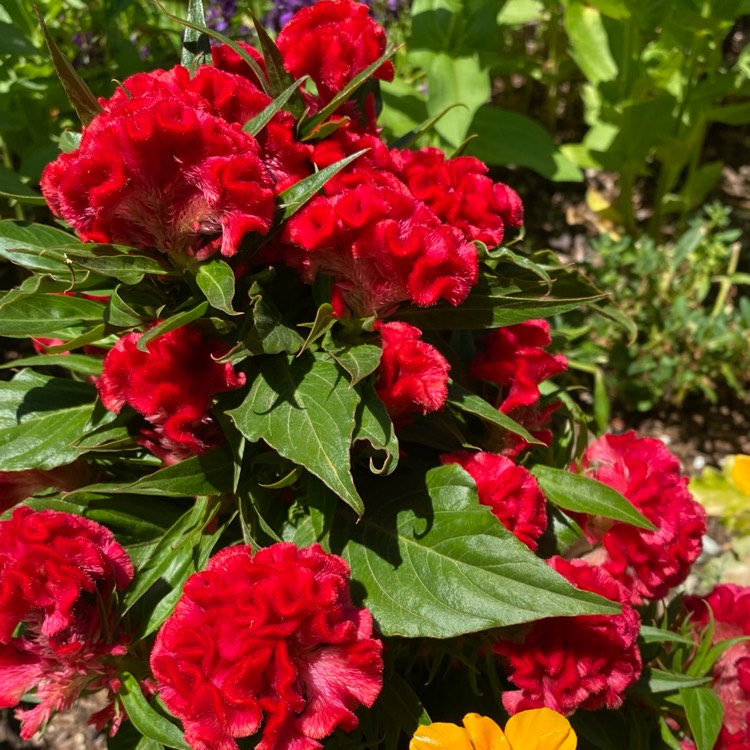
[
  {"xmin": 730, "ymin": 454, "xmax": 750, "ymax": 495},
  {"xmin": 410, "ymin": 708, "xmax": 576, "ymax": 750}
]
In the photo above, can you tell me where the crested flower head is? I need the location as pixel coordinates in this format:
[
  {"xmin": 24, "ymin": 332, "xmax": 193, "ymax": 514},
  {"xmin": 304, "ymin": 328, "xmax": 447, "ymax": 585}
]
[
  {"xmin": 150, "ymin": 543, "xmax": 383, "ymax": 750},
  {"xmin": 97, "ymin": 324, "xmax": 246, "ymax": 463},
  {"xmin": 495, "ymin": 557, "xmax": 642, "ymax": 716},
  {"xmin": 575, "ymin": 431, "xmax": 706, "ymax": 604},
  {"xmin": 410, "ymin": 708, "xmax": 576, "ymax": 750},
  {"xmin": 440, "ymin": 451, "xmax": 547, "ymax": 550}
]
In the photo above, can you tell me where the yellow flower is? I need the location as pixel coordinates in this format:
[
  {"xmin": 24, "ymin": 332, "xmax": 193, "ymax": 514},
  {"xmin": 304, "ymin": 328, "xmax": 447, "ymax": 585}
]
[
  {"xmin": 730, "ymin": 454, "xmax": 750, "ymax": 496},
  {"xmin": 410, "ymin": 708, "xmax": 577, "ymax": 750}
]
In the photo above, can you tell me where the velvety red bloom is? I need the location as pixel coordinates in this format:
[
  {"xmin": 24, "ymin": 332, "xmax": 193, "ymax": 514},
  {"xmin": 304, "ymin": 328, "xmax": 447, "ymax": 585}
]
[
  {"xmin": 97, "ymin": 325, "xmax": 245, "ymax": 463},
  {"xmin": 575, "ymin": 432, "xmax": 706, "ymax": 604},
  {"xmin": 684, "ymin": 585, "xmax": 750, "ymax": 748},
  {"xmin": 0, "ymin": 508, "xmax": 133, "ymax": 737},
  {"xmin": 282, "ymin": 166, "xmax": 478, "ymax": 315},
  {"xmin": 375, "ymin": 321, "xmax": 450, "ymax": 419},
  {"xmin": 395, "ymin": 147, "xmax": 523, "ymax": 247},
  {"xmin": 440, "ymin": 452, "xmax": 547, "ymax": 550},
  {"xmin": 211, "ymin": 41, "xmax": 268, "ymax": 90},
  {"xmin": 495, "ymin": 557, "xmax": 642, "ymax": 716},
  {"xmin": 41, "ymin": 68, "xmax": 277, "ymax": 259},
  {"xmin": 150, "ymin": 543, "xmax": 383, "ymax": 750},
  {"xmin": 276, "ymin": 0, "xmax": 393, "ymax": 105}
]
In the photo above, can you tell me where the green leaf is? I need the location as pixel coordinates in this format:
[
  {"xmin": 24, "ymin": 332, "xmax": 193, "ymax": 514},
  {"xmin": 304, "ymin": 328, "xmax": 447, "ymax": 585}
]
[
  {"xmin": 563, "ymin": 1, "xmax": 618, "ymax": 84},
  {"xmin": 277, "ymin": 150, "xmax": 368, "ymax": 223},
  {"xmin": 466, "ymin": 106, "xmax": 583, "ymax": 181},
  {"xmin": 299, "ymin": 303, "xmax": 336, "ymax": 354},
  {"xmin": 353, "ymin": 384, "xmax": 399, "ymax": 475},
  {"xmin": 251, "ymin": 12, "xmax": 301, "ymax": 108},
  {"xmin": 229, "ymin": 351, "xmax": 364, "ymax": 516},
  {"xmin": 0, "ymin": 20, "xmax": 38, "ymax": 55},
  {"xmin": 0, "ymin": 371, "xmax": 97, "ymax": 471},
  {"xmin": 44, "ymin": 324, "xmax": 108, "ymax": 354},
  {"xmin": 195, "ymin": 259, "xmax": 239, "ymax": 315},
  {"xmin": 341, "ymin": 464, "xmax": 620, "ymax": 638},
  {"xmin": 0, "ymin": 166, "xmax": 46, "ymax": 204},
  {"xmin": 64, "ymin": 246, "xmax": 172, "ymax": 284},
  {"xmin": 446, "ymin": 381, "xmax": 541, "ymax": 445},
  {"xmin": 302, "ymin": 47, "xmax": 398, "ymax": 135},
  {"xmin": 0, "ymin": 220, "xmax": 74, "ymax": 274},
  {"xmin": 68, "ymin": 450, "xmax": 233, "ymax": 498},
  {"xmin": 639, "ymin": 625, "xmax": 695, "ymax": 646},
  {"xmin": 243, "ymin": 77, "xmax": 309, "ymax": 136},
  {"xmin": 136, "ymin": 302, "xmax": 209, "ymax": 352},
  {"xmin": 327, "ymin": 342, "xmax": 382, "ymax": 386},
  {"xmin": 119, "ymin": 674, "xmax": 190, "ymax": 750},
  {"xmin": 243, "ymin": 295, "xmax": 305, "ymax": 356},
  {"xmin": 0, "ymin": 293, "xmax": 105, "ymax": 337},
  {"xmin": 531, "ymin": 466, "xmax": 656, "ymax": 530},
  {"xmin": 59, "ymin": 130, "xmax": 82, "ymax": 153},
  {"xmin": 33, "ymin": 8, "xmax": 103, "ymax": 126},
  {"xmin": 634, "ymin": 668, "xmax": 712, "ymax": 694},
  {"xmin": 0, "ymin": 354, "xmax": 103, "ymax": 377},
  {"xmin": 181, "ymin": 0, "xmax": 210, "ymax": 73},
  {"xmin": 681, "ymin": 687, "xmax": 723, "ymax": 750}
]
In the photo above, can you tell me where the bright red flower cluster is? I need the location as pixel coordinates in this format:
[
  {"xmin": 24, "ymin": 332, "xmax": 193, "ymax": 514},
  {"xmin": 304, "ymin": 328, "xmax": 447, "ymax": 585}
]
[
  {"xmin": 574, "ymin": 431, "xmax": 706, "ymax": 604},
  {"xmin": 494, "ymin": 556, "xmax": 642, "ymax": 716},
  {"xmin": 441, "ymin": 451, "xmax": 547, "ymax": 550},
  {"xmin": 150, "ymin": 543, "xmax": 383, "ymax": 750},
  {"xmin": 97, "ymin": 325, "xmax": 245, "ymax": 463},
  {"xmin": 0, "ymin": 508, "xmax": 133, "ymax": 738},
  {"xmin": 471, "ymin": 319, "xmax": 567, "ymax": 454},
  {"xmin": 375, "ymin": 321, "xmax": 450, "ymax": 420},
  {"xmin": 684, "ymin": 585, "xmax": 750, "ymax": 748}
]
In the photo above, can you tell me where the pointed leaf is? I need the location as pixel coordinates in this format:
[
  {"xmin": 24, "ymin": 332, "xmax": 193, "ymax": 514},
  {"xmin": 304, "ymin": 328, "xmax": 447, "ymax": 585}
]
[
  {"xmin": 229, "ymin": 351, "xmax": 364, "ymax": 515},
  {"xmin": 634, "ymin": 668, "xmax": 712, "ymax": 694},
  {"xmin": 136, "ymin": 302, "xmax": 209, "ymax": 352},
  {"xmin": 120, "ymin": 674, "xmax": 190, "ymax": 750},
  {"xmin": 59, "ymin": 130, "xmax": 82, "ymax": 153},
  {"xmin": 353, "ymin": 384, "xmax": 398, "ymax": 475},
  {"xmin": 277, "ymin": 149, "xmax": 367, "ymax": 222},
  {"xmin": 243, "ymin": 76, "xmax": 308, "ymax": 136},
  {"xmin": 446, "ymin": 381, "xmax": 541, "ymax": 444},
  {"xmin": 0, "ymin": 353, "xmax": 103, "ymax": 377},
  {"xmin": 64, "ymin": 246, "xmax": 172, "ymax": 284},
  {"xmin": 531, "ymin": 465, "xmax": 656, "ymax": 530},
  {"xmin": 681, "ymin": 687, "xmax": 723, "ymax": 750},
  {"xmin": 241, "ymin": 295, "xmax": 304, "ymax": 356},
  {"xmin": 0, "ymin": 220, "xmax": 75, "ymax": 274},
  {"xmin": 327, "ymin": 341, "xmax": 382, "ymax": 386},
  {"xmin": 340, "ymin": 464, "xmax": 620, "ymax": 638},
  {"xmin": 33, "ymin": 8, "xmax": 103, "ymax": 125},
  {"xmin": 181, "ymin": 0, "xmax": 210, "ymax": 73},
  {"xmin": 0, "ymin": 293, "xmax": 105, "ymax": 337},
  {"xmin": 195, "ymin": 259, "xmax": 239, "ymax": 315}
]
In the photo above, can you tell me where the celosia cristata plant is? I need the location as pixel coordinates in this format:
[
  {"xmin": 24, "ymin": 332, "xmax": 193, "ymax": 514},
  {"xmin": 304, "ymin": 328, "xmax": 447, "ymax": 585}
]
[{"xmin": 0, "ymin": 2, "xmax": 735, "ymax": 749}]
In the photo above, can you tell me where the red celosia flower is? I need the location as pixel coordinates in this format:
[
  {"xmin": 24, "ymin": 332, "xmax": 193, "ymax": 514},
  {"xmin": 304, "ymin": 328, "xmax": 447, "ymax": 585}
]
[
  {"xmin": 211, "ymin": 41, "xmax": 268, "ymax": 90},
  {"xmin": 41, "ymin": 69, "xmax": 277, "ymax": 259},
  {"xmin": 684, "ymin": 585, "xmax": 750, "ymax": 748},
  {"xmin": 440, "ymin": 451, "xmax": 547, "ymax": 550},
  {"xmin": 97, "ymin": 325, "xmax": 245, "ymax": 463},
  {"xmin": 150, "ymin": 543, "xmax": 383, "ymax": 750},
  {"xmin": 281, "ymin": 166, "xmax": 478, "ymax": 315},
  {"xmin": 375, "ymin": 321, "xmax": 450, "ymax": 420},
  {"xmin": 575, "ymin": 431, "xmax": 706, "ymax": 604},
  {"xmin": 395, "ymin": 147, "xmax": 523, "ymax": 247},
  {"xmin": 276, "ymin": 0, "xmax": 394, "ymax": 105},
  {"xmin": 0, "ymin": 508, "xmax": 133, "ymax": 737},
  {"xmin": 495, "ymin": 557, "xmax": 642, "ymax": 716}
]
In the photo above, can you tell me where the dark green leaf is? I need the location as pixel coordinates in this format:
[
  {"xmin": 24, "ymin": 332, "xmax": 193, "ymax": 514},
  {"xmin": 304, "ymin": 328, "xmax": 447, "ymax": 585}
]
[
  {"xmin": 242, "ymin": 295, "xmax": 305, "ymax": 356},
  {"xmin": 181, "ymin": 0, "xmax": 210, "ymax": 73},
  {"xmin": 327, "ymin": 342, "xmax": 382, "ymax": 386},
  {"xmin": 33, "ymin": 8, "xmax": 103, "ymax": 125},
  {"xmin": 0, "ymin": 20, "xmax": 38, "ymax": 55},
  {"xmin": 44, "ymin": 324, "xmax": 108, "ymax": 353},
  {"xmin": 340, "ymin": 464, "xmax": 620, "ymax": 638},
  {"xmin": 0, "ymin": 293, "xmax": 105, "ymax": 337},
  {"xmin": 243, "ymin": 77, "xmax": 308, "ymax": 136},
  {"xmin": 634, "ymin": 668, "xmax": 712, "ymax": 694},
  {"xmin": 119, "ymin": 674, "xmax": 190, "ymax": 750},
  {"xmin": 353, "ymin": 384, "xmax": 398, "ymax": 475},
  {"xmin": 446, "ymin": 381, "xmax": 541, "ymax": 444},
  {"xmin": 0, "ymin": 354, "xmax": 103, "ymax": 377},
  {"xmin": 136, "ymin": 303, "xmax": 209, "ymax": 352},
  {"xmin": 299, "ymin": 303, "xmax": 336, "ymax": 354},
  {"xmin": 0, "ymin": 166, "xmax": 46, "ymax": 204},
  {"xmin": 229, "ymin": 351, "xmax": 364, "ymax": 515},
  {"xmin": 0, "ymin": 221, "xmax": 74, "ymax": 274},
  {"xmin": 64, "ymin": 246, "xmax": 172, "ymax": 284},
  {"xmin": 251, "ymin": 12, "xmax": 302, "ymax": 109},
  {"xmin": 106, "ymin": 287, "xmax": 145, "ymax": 328},
  {"xmin": 195, "ymin": 259, "xmax": 239, "ymax": 315},
  {"xmin": 277, "ymin": 150, "xmax": 368, "ymax": 222},
  {"xmin": 681, "ymin": 687, "xmax": 723, "ymax": 750},
  {"xmin": 531, "ymin": 466, "xmax": 656, "ymax": 530}
]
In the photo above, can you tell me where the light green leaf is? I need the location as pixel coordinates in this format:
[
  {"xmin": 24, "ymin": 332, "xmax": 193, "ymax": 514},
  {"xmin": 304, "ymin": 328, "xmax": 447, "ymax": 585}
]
[
  {"xmin": 446, "ymin": 381, "xmax": 541, "ymax": 444},
  {"xmin": 119, "ymin": 674, "xmax": 190, "ymax": 750},
  {"xmin": 136, "ymin": 302, "xmax": 209, "ymax": 352},
  {"xmin": 327, "ymin": 342, "xmax": 382, "ymax": 386},
  {"xmin": 681, "ymin": 687, "xmax": 723, "ymax": 750},
  {"xmin": 0, "ymin": 353, "xmax": 103, "ymax": 377},
  {"xmin": 59, "ymin": 130, "xmax": 82, "ymax": 153},
  {"xmin": 229, "ymin": 351, "xmax": 364, "ymax": 515},
  {"xmin": 195, "ymin": 259, "xmax": 238, "ymax": 315},
  {"xmin": 563, "ymin": 1, "xmax": 618, "ymax": 84},
  {"xmin": 342, "ymin": 464, "xmax": 620, "ymax": 638},
  {"xmin": 466, "ymin": 106, "xmax": 583, "ymax": 181},
  {"xmin": 531, "ymin": 465, "xmax": 656, "ymax": 530},
  {"xmin": 635, "ymin": 668, "xmax": 712, "ymax": 694},
  {"xmin": 0, "ymin": 293, "xmax": 105, "ymax": 337}
]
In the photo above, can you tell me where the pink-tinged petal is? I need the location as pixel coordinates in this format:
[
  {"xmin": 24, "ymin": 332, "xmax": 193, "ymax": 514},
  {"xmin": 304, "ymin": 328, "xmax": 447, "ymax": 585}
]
[{"xmin": 0, "ymin": 642, "xmax": 41, "ymax": 707}]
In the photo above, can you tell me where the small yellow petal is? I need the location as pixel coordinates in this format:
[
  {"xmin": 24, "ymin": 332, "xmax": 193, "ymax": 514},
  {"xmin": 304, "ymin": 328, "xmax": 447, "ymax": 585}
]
[
  {"xmin": 462, "ymin": 713, "xmax": 512, "ymax": 750},
  {"xmin": 504, "ymin": 708, "xmax": 577, "ymax": 750},
  {"xmin": 730, "ymin": 455, "xmax": 750, "ymax": 496},
  {"xmin": 410, "ymin": 722, "xmax": 476, "ymax": 750}
]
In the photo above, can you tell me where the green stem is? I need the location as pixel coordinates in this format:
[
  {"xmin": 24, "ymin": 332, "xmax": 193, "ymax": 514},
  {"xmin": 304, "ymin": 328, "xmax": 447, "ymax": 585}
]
[
  {"xmin": 710, "ymin": 241, "xmax": 741, "ymax": 320},
  {"xmin": 0, "ymin": 133, "xmax": 25, "ymax": 221}
]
